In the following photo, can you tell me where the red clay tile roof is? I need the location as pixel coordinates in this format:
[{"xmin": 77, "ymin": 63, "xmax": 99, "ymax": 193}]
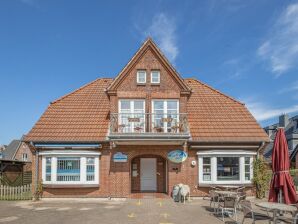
[
  {"xmin": 185, "ymin": 78, "xmax": 269, "ymax": 142},
  {"xmin": 25, "ymin": 77, "xmax": 269, "ymax": 143},
  {"xmin": 24, "ymin": 78, "xmax": 113, "ymax": 143}
]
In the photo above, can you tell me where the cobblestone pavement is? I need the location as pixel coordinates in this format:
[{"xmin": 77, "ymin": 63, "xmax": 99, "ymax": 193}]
[{"xmin": 0, "ymin": 198, "xmax": 278, "ymax": 224}]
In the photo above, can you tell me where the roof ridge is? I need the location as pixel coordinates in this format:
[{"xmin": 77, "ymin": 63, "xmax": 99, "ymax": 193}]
[
  {"xmin": 51, "ymin": 78, "xmax": 111, "ymax": 104},
  {"xmin": 184, "ymin": 78, "xmax": 244, "ymax": 105}
]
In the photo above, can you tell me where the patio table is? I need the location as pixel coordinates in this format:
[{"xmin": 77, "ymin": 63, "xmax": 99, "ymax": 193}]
[
  {"xmin": 219, "ymin": 185, "xmax": 240, "ymax": 191},
  {"xmin": 255, "ymin": 202, "xmax": 297, "ymax": 223},
  {"xmin": 214, "ymin": 190, "xmax": 238, "ymax": 196}
]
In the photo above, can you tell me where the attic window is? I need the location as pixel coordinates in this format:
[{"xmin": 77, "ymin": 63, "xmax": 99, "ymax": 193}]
[
  {"xmin": 137, "ymin": 70, "xmax": 146, "ymax": 84},
  {"xmin": 151, "ymin": 71, "xmax": 160, "ymax": 84}
]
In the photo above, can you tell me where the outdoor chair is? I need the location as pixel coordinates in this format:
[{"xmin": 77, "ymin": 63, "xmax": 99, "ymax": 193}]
[
  {"xmin": 239, "ymin": 200, "xmax": 273, "ymax": 224},
  {"xmin": 209, "ymin": 190, "xmax": 220, "ymax": 213},
  {"xmin": 218, "ymin": 196, "xmax": 238, "ymax": 222}
]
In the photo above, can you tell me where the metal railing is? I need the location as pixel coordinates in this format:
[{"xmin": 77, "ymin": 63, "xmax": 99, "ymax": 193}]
[{"xmin": 109, "ymin": 113, "xmax": 189, "ymax": 134}]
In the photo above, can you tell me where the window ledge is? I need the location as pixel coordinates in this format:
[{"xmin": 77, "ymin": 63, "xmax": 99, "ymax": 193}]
[
  {"xmin": 136, "ymin": 83, "xmax": 146, "ymax": 86},
  {"xmin": 43, "ymin": 184, "xmax": 99, "ymax": 188},
  {"xmin": 198, "ymin": 183, "xmax": 253, "ymax": 187},
  {"xmin": 151, "ymin": 83, "xmax": 160, "ymax": 85}
]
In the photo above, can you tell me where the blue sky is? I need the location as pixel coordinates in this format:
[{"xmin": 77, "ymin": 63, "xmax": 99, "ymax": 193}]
[{"xmin": 1, "ymin": 0, "xmax": 298, "ymax": 145}]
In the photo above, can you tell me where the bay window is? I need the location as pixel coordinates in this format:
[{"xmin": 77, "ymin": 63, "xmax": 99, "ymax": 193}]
[
  {"xmin": 41, "ymin": 151, "xmax": 100, "ymax": 185},
  {"xmin": 198, "ymin": 150, "xmax": 254, "ymax": 185}
]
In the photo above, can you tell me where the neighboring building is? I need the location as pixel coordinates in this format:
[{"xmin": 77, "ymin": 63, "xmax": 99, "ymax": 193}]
[
  {"xmin": 2, "ymin": 139, "xmax": 32, "ymax": 162},
  {"xmin": 0, "ymin": 139, "xmax": 32, "ymax": 185},
  {"xmin": 263, "ymin": 114, "xmax": 298, "ymax": 168},
  {"xmin": 24, "ymin": 38, "xmax": 269, "ymax": 198},
  {"xmin": 0, "ymin": 145, "xmax": 6, "ymax": 159}
]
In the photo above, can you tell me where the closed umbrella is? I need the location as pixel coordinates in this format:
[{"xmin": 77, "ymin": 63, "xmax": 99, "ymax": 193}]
[{"xmin": 269, "ymin": 128, "xmax": 298, "ymax": 204}]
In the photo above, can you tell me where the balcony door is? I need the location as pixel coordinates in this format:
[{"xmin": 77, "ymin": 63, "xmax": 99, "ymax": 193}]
[
  {"xmin": 119, "ymin": 100, "xmax": 145, "ymax": 133},
  {"xmin": 152, "ymin": 100, "xmax": 179, "ymax": 133}
]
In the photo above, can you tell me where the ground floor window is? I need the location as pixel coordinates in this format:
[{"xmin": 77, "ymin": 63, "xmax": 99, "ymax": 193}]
[
  {"xmin": 198, "ymin": 150, "xmax": 254, "ymax": 185},
  {"xmin": 41, "ymin": 151, "xmax": 100, "ymax": 185}
]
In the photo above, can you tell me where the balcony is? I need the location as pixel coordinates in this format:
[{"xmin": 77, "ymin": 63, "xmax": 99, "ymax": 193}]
[{"xmin": 108, "ymin": 113, "xmax": 190, "ymax": 141}]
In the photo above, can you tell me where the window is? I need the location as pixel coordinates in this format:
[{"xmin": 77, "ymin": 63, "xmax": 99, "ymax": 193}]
[
  {"xmin": 22, "ymin": 153, "xmax": 28, "ymax": 161},
  {"xmin": 198, "ymin": 151, "xmax": 255, "ymax": 185},
  {"xmin": 57, "ymin": 157, "xmax": 80, "ymax": 182},
  {"xmin": 86, "ymin": 157, "xmax": 95, "ymax": 181},
  {"xmin": 202, "ymin": 157, "xmax": 211, "ymax": 181},
  {"xmin": 137, "ymin": 70, "xmax": 146, "ymax": 84},
  {"xmin": 152, "ymin": 100, "xmax": 179, "ymax": 133},
  {"xmin": 46, "ymin": 157, "xmax": 51, "ymax": 181},
  {"xmin": 151, "ymin": 71, "xmax": 160, "ymax": 84},
  {"xmin": 244, "ymin": 157, "xmax": 251, "ymax": 181},
  {"xmin": 217, "ymin": 157, "xmax": 239, "ymax": 181},
  {"xmin": 119, "ymin": 100, "xmax": 145, "ymax": 133},
  {"xmin": 41, "ymin": 152, "xmax": 100, "ymax": 185}
]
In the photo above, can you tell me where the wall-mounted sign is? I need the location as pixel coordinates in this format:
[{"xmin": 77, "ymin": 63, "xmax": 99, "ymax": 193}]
[
  {"xmin": 128, "ymin": 117, "xmax": 140, "ymax": 122},
  {"xmin": 167, "ymin": 150, "xmax": 188, "ymax": 163},
  {"xmin": 162, "ymin": 118, "xmax": 173, "ymax": 123},
  {"xmin": 113, "ymin": 152, "xmax": 128, "ymax": 163}
]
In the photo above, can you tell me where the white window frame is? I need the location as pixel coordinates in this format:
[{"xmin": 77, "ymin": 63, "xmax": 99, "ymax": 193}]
[
  {"xmin": 137, "ymin": 70, "xmax": 146, "ymax": 84},
  {"xmin": 22, "ymin": 153, "xmax": 28, "ymax": 161},
  {"xmin": 118, "ymin": 100, "xmax": 146, "ymax": 133},
  {"xmin": 151, "ymin": 70, "xmax": 160, "ymax": 84},
  {"xmin": 40, "ymin": 150, "xmax": 100, "ymax": 185},
  {"xmin": 152, "ymin": 100, "xmax": 179, "ymax": 133},
  {"xmin": 197, "ymin": 150, "xmax": 255, "ymax": 186}
]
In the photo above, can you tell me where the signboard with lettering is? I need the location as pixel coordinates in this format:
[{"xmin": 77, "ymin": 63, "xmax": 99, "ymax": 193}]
[
  {"xmin": 113, "ymin": 152, "xmax": 128, "ymax": 163},
  {"xmin": 167, "ymin": 150, "xmax": 188, "ymax": 163},
  {"xmin": 128, "ymin": 118, "xmax": 140, "ymax": 122}
]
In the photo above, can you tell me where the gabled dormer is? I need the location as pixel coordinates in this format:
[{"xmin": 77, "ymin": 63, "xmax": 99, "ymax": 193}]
[
  {"xmin": 106, "ymin": 37, "xmax": 191, "ymax": 96},
  {"xmin": 107, "ymin": 38, "xmax": 191, "ymax": 143}
]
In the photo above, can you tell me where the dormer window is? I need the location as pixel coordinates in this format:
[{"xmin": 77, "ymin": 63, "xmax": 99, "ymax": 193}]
[
  {"xmin": 151, "ymin": 71, "xmax": 160, "ymax": 84},
  {"xmin": 137, "ymin": 70, "xmax": 146, "ymax": 84}
]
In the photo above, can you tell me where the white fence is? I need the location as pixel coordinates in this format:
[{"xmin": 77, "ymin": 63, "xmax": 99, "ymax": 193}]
[{"xmin": 0, "ymin": 184, "xmax": 32, "ymax": 200}]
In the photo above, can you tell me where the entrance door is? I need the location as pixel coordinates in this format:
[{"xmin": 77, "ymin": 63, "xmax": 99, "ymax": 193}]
[{"xmin": 140, "ymin": 158, "xmax": 157, "ymax": 191}]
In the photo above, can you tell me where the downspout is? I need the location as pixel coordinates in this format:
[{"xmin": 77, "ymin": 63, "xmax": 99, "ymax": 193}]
[{"xmin": 256, "ymin": 141, "xmax": 265, "ymax": 159}]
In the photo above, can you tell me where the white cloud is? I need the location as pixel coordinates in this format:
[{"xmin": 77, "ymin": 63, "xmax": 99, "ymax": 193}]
[
  {"xmin": 243, "ymin": 98, "xmax": 298, "ymax": 121},
  {"xmin": 144, "ymin": 13, "xmax": 178, "ymax": 62},
  {"xmin": 257, "ymin": 3, "xmax": 298, "ymax": 76},
  {"xmin": 278, "ymin": 81, "xmax": 298, "ymax": 94}
]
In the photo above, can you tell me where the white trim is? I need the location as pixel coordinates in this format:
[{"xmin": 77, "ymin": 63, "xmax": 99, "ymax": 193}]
[
  {"xmin": 198, "ymin": 150, "xmax": 254, "ymax": 186},
  {"xmin": 151, "ymin": 100, "xmax": 179, "ymax": 133},
  {"xmin": 41, "ymin": 153, "xmax": 100, "ymax": 185},
  {"xmin": 197, "ymin": 150, "xmax": 257, "ymax": 156},
  {"xmin": 137, "ymin": 70, "xmax": 146, "ymax": 84},
  {"xmin": 151, "ymin": 71, "xmax": 160, "ymax": 84},
  {"xmin": 39, "ymin": 150, "xmax": 101, "ymax": 156}
]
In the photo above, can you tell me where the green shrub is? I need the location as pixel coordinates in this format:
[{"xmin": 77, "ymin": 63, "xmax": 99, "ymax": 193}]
[{"xmin": 253, "ymin": 158, "xmax": 271, "ymax": 199}]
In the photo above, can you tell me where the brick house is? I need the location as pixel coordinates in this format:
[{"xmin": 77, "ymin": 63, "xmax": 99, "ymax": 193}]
[{"xmin": 24, "ymin": 38, "xmax": 269, "ymax": 198}]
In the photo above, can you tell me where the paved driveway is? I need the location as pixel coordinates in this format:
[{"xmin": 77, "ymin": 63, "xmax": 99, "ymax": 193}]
[{"xmin": 0, "ymin": 198, "xmax": 272, "ymax": 224}]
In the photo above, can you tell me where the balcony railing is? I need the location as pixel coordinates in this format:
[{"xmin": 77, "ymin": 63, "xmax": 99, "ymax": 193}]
[{"xmin": 109, "ymin": 113, "xmax": 189, "ymax": 135}]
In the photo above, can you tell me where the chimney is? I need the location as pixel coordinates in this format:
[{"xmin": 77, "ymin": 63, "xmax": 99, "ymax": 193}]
[{"xmin": 279, "ymin": 114, "xmax": 289, "ymax": 128}]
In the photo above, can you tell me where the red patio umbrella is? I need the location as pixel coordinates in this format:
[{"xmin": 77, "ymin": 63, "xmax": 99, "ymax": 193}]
[{"xmin": 269, "ymin": 128, "xmax": 298, "ymax": 204}]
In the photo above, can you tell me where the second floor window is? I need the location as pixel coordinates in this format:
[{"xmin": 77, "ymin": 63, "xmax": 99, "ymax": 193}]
[
  {"xmin": 152, "ymin": 100, "xmax": 179, "ymax": 133},
  {"xmin": 119, "ymin": 100, "xmax": 145, "ymax": 133},
  {"xmin": 137, "ymin": 70, "xmax": 146, "ymax": 84}
]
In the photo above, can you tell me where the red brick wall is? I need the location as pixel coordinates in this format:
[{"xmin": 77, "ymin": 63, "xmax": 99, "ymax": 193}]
[
  {"xmin": 15, "ymin": 142, "xmax": 33, "ymax": 162},
  {"xmin": 32, "ymin": 144, "xmax": 255, "ymax": 198},
  {"xmin": 109, "ymin": 48, "xmax": 188, "ymax": 114}
]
